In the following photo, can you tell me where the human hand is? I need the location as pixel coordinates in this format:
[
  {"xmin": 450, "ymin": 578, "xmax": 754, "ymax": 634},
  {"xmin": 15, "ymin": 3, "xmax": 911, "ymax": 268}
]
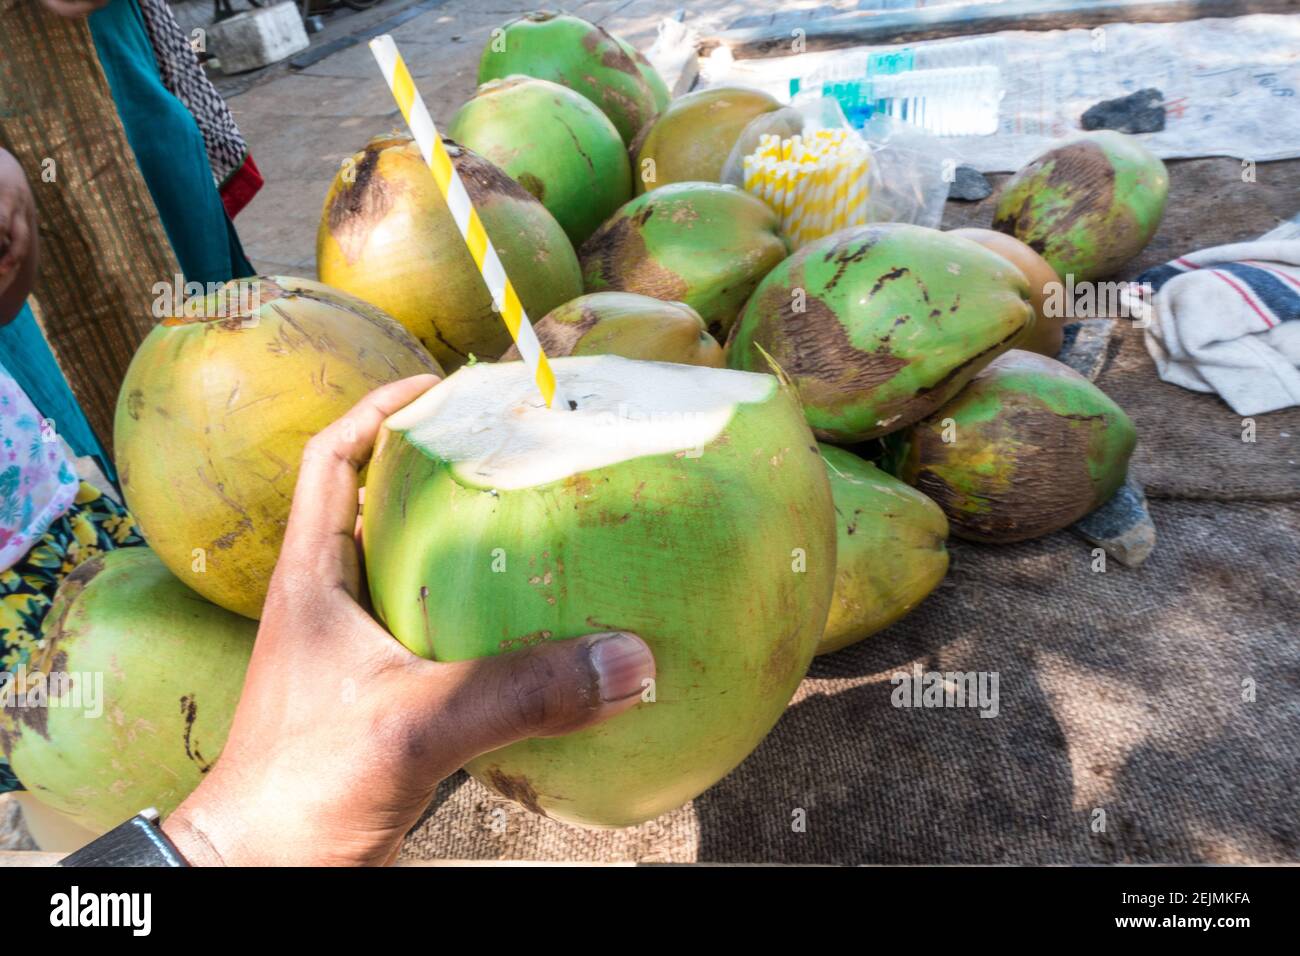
[
  {"xmin": 0, "ymin": 149, "xmax": 38, "ymax": 320},
  {"xmin": 161, "ymin": 375, "xmax": 655, "ymax": 866},
  {"xmin": 38, "ymin": 0, "xmax": 111, "ymax": 19}
]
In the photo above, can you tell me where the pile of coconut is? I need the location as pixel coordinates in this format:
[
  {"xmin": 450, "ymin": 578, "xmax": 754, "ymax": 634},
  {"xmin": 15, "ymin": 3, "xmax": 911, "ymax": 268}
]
[{"xmin": 7, "ymin": 11, "xmax": 1166, "ymax": 834}]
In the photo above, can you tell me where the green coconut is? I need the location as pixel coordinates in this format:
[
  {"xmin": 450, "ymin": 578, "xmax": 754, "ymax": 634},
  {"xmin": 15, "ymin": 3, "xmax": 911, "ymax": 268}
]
[
  {"xmin": 895, "ymin": 350, "xmax": 1137, "ymax": 543},
  {"xmin": 362, "ymin": 355, "xmax": 835, "ymax": 827},
  {"xmin": 633, "ymin": 86, "xmax": 780, "ymax": 193},
  {"xmin": 449, "ymin": 76, "xmax": 632, "ymax": 248},
  {"xmin": 2, "ymin": 549, "xmax": 255, "ymax": 834},
  {"xmin": 819, "ymin": 444, "xmax": 949, "ymax": 655},
  {"xmin": 500, "ymin": 292, "xmax": 723, "ymax": 367},
  {"xmin": 992, "ymin": 130, "xmax": 1168, "ymax": 282},
  {"xmin": 318, "ymin": 134, "xmax": 581, "ymax": 370},
  {"xmin": 115, "ymin": 275, "xmax": 440, "ymax": 619},
  {"xmin": 613, "ymin": 31, "xmax": 669, "ymax": 114},
  {"xmin": 580, "ymin": 182, "xmax": 789, "ymax": 340},
  {"xmin": 727, "ymin": 223, "xmax": 1033, "ymax": 443},
  {"xmin": 478, "ymin": 11, "xmax": 667, "ymax": 146}
]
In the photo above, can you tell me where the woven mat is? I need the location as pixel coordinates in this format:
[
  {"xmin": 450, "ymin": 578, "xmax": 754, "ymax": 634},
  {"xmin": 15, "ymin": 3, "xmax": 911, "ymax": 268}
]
[
  {"xmin": 400, "ymin": 158, "xmax": 1300, "ymax": 864},
  {"xmin": 1095, "ymin": 318, "xmax": 1300, "ymax": 500}
]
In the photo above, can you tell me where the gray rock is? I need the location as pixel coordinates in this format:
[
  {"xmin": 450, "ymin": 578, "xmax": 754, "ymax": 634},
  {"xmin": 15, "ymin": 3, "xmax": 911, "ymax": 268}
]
[
  {"xmin": 1072, "ymin": 477, "xmax": 1157, "ymax": 567},
  {"xmin": 948, "ymin": 164, "xmax": 992, "ymax": 201},
  {"xmin": 1081, "ymin": 88, "xmax": 1165, "ymax": 134}
]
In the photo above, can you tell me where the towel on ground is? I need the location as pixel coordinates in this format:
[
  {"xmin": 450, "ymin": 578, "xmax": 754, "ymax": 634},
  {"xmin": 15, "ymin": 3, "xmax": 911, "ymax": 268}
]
[{"xmin": 1134, "ymin": 240, "xmax": 1300, "ymax": 415}]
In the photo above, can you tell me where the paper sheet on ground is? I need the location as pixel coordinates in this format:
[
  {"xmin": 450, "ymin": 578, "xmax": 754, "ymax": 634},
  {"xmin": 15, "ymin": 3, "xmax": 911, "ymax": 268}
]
[{"xmin": 698, "ymin": 13, "xmax": 1300, "ymax": 172}]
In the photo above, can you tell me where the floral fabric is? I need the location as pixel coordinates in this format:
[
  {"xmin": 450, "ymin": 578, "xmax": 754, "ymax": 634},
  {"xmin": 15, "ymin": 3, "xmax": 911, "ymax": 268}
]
[{"xmin": 0, "ymin": 364, "xmax": 79, "ymax": 573}]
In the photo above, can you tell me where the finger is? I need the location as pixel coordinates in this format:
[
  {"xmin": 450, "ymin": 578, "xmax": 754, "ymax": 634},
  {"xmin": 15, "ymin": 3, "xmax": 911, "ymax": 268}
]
[
  {"xmin": 407, "ymin": 632, "xmax": 655, "ymax": 774},
  {"xmin": 274, "ymin": 374, "xmax": 438, "ymax": 599}
]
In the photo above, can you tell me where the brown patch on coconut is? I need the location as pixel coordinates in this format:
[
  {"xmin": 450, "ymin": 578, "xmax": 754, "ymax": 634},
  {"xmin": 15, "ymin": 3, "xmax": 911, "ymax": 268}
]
[
  {"xmin": 179, "ymin": 694, "xmax": 213, "ymax": 773},
  {"xmin": 484, "ymin": 766, "xmax": 548, "ymax": 817},
  {"xmin": 600, "ymin": 85, "xmax": 645, "ymax": 133},
  {"xmin": 579, "ymin": 213, "xmax": 689, "ymax": 303},
  {"xmin": 516, "ymin": 171, "xmax": 546, "ymax": 202},
  {"xmin": 755, "ymin": 290, "xmax": 908, "ymax": 401},
  {"xmin": 913, "ymin": 401, "xmax": 1102, "ymax": 543},
  {"xmin": 589, "ymin": 22, "xmax": 642, "ymax": 78},
  {"xmin": 500, "ymin": 306, "xmax": 599, "ymax": 361},
  {"xmin": 821, "ymin": 229, "xmax": 884, "ymax": 292},
  {"xmin": 444, "ymin": 140, "xmax": 539, "ymax": 208},
  {"xmin": 992, "ymin": 140, "xmax": 1116, "ymax": 262},
  {"xmin": 327, "ymin": 143, "xmax": 392, "ymax": 265}
]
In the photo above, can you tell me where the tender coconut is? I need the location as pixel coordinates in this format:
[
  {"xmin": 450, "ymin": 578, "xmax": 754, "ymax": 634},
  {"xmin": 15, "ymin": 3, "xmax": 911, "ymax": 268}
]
[
  {"xmin": 387, "ymin": 355, "xmax": 774, "ymax": 490},
  {"xmin": 365, "ymin": 353, "xmax": 836, "ymax": 826}
]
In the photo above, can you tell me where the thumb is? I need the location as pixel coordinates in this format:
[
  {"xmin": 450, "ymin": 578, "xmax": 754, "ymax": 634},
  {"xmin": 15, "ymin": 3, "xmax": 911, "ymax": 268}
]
[{"xmin": 416, "ymin": 632, "xmax": 655, "ymax": 770}]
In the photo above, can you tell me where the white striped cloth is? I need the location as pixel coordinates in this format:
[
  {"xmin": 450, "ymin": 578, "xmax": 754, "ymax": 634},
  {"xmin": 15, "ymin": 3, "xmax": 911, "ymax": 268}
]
[{"xmin": 1135, "ymin": 240, "xmax": 1300, "ymax": 415}]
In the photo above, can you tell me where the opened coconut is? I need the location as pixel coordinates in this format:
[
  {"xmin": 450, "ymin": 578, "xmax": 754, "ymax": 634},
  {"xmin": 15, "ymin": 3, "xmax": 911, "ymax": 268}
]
[
  {"xmin": 318, "ymin": 135, "xmax": 581, "ymax": 369},
  {"xmin": 727, "ymin": 223, "xmax": 1033, "ymax": 442},
  {"xmin": 478, "ymin": 11, "xmax": 667, "ymax": 146},
  {"xmin": 633, "ymin": 86, "xmax": 780, "ymax": 193},
  {"xmin": 500, "ymin": 292, "xmax": 723, "ymax": 366},
  {"xmin": 450, "ymin": 76, "xmax": 632, "ymax": 247},
  {"xmin": 895, "ymin": 350, "xmax": 1137, "ymax": 543},
  {"xmin": 949, "ymin": 227, "xmax": 1064, "ymax": 357},
  {"xmin": 2, "ymin": 549, "xmax": 255, "ymax": 833},
  {"xmin": 580, "ymin": 182, "xmax": 789, "ymax": 340},
  {"xmin": 362, "ymin": 355, "xmax": 835, "ymax": 827},
  {"xmin": 992, "ymin": 130, "xmax": 1168, "ymax": 282},
  {"xmin": 819, "ymin": 444, "xmax": 949, "ymax": 655},
  {"xmin": 115, "ymin": 276, "xmax": 440, "ymax": 619}
]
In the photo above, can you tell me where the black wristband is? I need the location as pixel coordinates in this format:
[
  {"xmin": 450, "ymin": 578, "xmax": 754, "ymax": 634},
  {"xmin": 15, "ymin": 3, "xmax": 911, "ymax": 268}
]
[{"xmin": 59, "ymin": 808, "xmax": 189, "ymax": 867}]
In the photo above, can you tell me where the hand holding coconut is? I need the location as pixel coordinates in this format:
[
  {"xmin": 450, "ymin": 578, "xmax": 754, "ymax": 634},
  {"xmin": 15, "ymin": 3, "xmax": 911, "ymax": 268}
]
[{"xmin": 162, "ymin": 376, "xmax": 655, "ymax": 866}]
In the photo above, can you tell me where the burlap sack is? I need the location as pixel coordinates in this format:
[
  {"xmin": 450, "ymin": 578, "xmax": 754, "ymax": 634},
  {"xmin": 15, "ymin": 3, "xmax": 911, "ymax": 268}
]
[{"xmin": 1095, "ymin": 317, "xmax": 1300, "ymax": 501}]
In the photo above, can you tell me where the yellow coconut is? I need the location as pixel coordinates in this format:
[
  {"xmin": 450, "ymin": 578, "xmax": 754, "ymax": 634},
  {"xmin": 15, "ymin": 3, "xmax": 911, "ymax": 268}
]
[
  {"xmin": 317, "ymin": 134, "xmax": 582, "ymax": 370},
  {"xmin": 633, "ymin": 86, "xmax": 780, "ymax": 193},
  {"xmin": 115, "ymin": 276, "xmax": 441, "ymax": 619},
  {"xmin": 819, "ymin": 444, "xmax": 949, "ymax": 655}
]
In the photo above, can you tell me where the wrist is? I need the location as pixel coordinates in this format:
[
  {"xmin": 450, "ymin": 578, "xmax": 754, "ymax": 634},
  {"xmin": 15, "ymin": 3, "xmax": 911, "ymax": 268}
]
[
  {"xmin": 161, "ymin": 773, "xmax": 272, "ymax": 867},
  {"xmin": 160, "ymin": 805, "xmax": 231, "ymax": 867}
]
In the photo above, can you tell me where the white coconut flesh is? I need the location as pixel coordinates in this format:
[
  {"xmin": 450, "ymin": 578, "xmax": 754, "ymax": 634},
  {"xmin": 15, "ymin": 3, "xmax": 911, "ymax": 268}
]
[{"xmin": 385, "ymin": 355, "xmax": 776, "ymax": 490}]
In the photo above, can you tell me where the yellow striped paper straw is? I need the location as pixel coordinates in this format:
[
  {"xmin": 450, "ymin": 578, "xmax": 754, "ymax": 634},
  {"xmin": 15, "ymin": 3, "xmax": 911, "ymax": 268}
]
[{"xmin": 369, "ymin": 35, "xmax": 568, "ymax": 410}]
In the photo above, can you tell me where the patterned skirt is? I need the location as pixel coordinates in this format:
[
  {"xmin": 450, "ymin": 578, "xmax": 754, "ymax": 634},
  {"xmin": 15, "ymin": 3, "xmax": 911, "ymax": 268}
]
[{"xmin": 0, "ymin": 483, "xmax": 144, "ymax": 791}]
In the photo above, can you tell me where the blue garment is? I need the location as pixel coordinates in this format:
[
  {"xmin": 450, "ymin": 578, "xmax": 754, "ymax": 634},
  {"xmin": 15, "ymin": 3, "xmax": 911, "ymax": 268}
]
[
  {"xmin": 88, "ymin": 0, "xmax": 254, "ymax": 283},
  {"xmin": 0, "ymin": 306, "xmax": 115, "ymax": 483}
]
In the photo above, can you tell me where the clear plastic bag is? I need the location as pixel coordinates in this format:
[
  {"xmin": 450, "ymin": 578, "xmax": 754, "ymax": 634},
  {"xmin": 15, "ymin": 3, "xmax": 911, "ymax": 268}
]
[
  {"xmin": 721, "ymin": 96, "xmax": 950, "ymax": 231},
  {"xmin": 858, "ymin": 112, "xmax": 950, "ymax": 228}
]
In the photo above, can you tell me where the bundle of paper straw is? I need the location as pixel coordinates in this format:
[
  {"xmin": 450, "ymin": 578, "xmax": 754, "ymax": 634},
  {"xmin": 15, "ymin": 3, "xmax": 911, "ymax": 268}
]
[{"xmin": 742, "ymin": 128, "xmax": 871, "ymax": 249}]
